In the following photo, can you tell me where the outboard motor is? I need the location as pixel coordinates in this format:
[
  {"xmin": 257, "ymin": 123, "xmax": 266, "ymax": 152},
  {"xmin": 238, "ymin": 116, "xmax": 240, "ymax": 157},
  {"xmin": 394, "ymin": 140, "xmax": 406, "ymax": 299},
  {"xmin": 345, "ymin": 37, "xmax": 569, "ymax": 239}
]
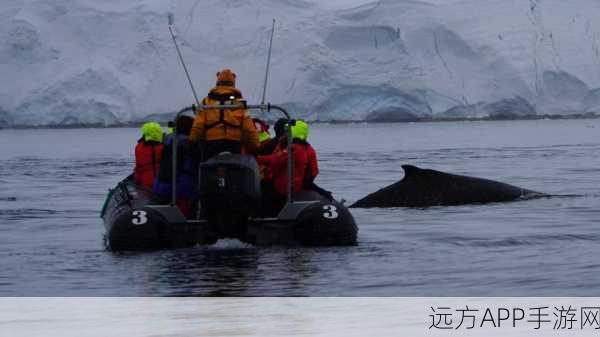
[{"xmin": 198, "ymin": 153, "xmax": 261, "ymax": 238}]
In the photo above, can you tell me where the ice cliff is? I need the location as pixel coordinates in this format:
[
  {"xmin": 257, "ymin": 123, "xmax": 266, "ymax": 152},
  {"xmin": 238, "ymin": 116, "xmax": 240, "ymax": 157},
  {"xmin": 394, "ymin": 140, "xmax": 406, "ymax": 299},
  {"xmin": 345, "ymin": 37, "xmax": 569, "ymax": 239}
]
[{"xmin": 1, "ymin": 0, "xmax": 600, "ymax": 126}]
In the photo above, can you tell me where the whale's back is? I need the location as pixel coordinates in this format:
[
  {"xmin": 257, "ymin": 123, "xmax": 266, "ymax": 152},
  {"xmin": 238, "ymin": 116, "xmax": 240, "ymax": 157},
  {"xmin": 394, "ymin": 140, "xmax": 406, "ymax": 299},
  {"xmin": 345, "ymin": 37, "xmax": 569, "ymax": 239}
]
[{"xmin": 351, "ymin": 165, "xmax": 543, "ymax": 208}]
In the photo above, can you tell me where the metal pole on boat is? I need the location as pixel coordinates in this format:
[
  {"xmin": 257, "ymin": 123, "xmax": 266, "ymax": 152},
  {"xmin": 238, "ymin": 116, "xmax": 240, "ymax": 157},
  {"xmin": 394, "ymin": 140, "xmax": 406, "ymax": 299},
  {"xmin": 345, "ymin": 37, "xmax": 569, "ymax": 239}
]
[
  {"xmin": 171, "ymin": 116, "xmax": 178, "ymax": 207},
  {"xmin": 167, "ymin": 13, "xmax": 200, "ymax": 208},
  {"xmin": 287, "ymin": 120, "xmax": 294, "ymax": 204},
  {"xmin": 257, "ymin": 18, "xmax": 290, "ymax": 204},
  {"xmin": 168, "ymin": 13, "xmax": 201, "ymax": 106},
  {"xmin": 169, "ymin": 107, "xmax": 194, "ymax": 207},
  {"xmin": 260, "ymin": 19, "xmax": 276, "ymax": 107}
]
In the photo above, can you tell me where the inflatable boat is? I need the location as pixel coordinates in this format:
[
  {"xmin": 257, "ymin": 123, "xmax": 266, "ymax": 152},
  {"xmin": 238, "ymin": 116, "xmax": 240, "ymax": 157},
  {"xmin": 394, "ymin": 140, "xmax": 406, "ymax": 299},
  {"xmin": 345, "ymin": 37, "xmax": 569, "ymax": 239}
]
[{"xmin": 100, "ymin": 103, "xmax": 358, "ymax": 251}]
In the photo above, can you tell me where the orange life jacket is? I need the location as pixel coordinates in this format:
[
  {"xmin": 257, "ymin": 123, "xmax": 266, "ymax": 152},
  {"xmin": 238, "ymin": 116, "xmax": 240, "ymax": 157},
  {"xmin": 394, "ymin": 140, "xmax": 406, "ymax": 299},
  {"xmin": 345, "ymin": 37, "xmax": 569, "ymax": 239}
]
[{"xmin": 189, "ymin": 86, "xmax": 259, "ymax": 154}]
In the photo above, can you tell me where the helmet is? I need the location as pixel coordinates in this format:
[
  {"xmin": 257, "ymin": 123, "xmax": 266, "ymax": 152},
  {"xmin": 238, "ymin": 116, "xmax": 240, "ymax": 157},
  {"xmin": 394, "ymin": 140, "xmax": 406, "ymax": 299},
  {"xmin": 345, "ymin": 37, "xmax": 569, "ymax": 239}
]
[
  {"xmin": 175, "ymin": 115, "xmax": 194, "ymax": 135},
  {"xmin": 273, "ymin": 118, "xmax": 288, "ymax": 138},
  {"xmin": 141, "ymin": 122, "xmax": 164, "ymax": 143},
  {"xmin": 216, "ymin": 69, "xmax": 236, "ymax": 87},
  {"xmin": 291, "ymin": 120, "xmax": 309, "ymax": 141}
]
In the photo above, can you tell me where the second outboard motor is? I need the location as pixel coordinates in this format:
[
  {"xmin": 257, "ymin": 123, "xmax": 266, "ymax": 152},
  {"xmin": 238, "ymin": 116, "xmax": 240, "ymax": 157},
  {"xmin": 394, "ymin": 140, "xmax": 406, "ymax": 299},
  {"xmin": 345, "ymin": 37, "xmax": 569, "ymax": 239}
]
[{"xmin": 198, "ymin": 153, "xmax": 261, "ymax": 238}]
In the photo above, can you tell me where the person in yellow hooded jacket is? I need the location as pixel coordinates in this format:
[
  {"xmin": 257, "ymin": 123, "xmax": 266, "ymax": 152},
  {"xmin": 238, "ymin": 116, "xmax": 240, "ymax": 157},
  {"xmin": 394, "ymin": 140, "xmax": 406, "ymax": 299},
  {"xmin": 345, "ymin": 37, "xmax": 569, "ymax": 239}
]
[{"xmin": 189, "ymin": 69, "xmax": 260, "ymax": 160}]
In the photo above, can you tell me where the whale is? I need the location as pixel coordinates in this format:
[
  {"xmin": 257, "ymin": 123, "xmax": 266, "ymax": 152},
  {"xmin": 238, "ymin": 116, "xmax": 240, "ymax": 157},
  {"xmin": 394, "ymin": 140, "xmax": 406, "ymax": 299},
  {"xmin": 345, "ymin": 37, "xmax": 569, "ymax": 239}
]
[{"xmin": 350, "ymin": 165, "xmax": 545, "ymax": 208}]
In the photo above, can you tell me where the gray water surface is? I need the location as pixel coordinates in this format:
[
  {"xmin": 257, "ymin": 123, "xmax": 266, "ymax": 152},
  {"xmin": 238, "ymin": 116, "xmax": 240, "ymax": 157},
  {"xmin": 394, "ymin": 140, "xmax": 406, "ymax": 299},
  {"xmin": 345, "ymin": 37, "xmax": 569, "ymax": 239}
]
[{"xmin": 0, "ymin": 119, "xmax": 599, "ymax": 296}]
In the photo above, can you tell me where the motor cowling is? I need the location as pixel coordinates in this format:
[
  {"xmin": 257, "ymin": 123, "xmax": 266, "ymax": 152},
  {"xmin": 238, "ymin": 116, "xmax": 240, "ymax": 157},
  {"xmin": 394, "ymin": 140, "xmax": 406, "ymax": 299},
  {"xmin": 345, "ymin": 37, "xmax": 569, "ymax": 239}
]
[{"xmin": 198, "ymin": 153, "xmax": 261, "ymax": 237}]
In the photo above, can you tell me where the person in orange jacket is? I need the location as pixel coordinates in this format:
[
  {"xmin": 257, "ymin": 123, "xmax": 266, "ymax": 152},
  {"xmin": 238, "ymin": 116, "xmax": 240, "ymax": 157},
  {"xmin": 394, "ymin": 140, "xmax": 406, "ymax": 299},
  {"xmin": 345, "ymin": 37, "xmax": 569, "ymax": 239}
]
[{"xmin": 189, "ymin": 69, "xmax": 260, "ymax": 160}]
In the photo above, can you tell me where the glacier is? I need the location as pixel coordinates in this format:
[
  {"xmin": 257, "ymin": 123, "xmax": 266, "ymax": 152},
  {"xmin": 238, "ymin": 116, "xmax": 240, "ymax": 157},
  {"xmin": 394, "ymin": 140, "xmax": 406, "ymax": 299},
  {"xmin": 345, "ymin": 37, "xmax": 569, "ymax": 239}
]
[{"xmin": 1, "ymin": 0, "xmax": 600, "ymax": 126}]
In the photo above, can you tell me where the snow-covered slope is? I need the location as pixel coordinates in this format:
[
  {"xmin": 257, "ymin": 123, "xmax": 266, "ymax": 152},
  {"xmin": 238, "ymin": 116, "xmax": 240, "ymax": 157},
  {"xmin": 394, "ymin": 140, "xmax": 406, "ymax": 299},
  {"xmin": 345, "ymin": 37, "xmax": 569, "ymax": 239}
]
[{"xmin": 2, "ymin": 0, "xmax": 600, "ymax": 126}]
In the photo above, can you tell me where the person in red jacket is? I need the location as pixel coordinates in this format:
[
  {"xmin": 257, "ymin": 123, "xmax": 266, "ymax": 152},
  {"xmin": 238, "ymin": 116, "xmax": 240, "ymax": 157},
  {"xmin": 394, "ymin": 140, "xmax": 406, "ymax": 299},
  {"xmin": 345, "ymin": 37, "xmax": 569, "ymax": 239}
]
[
  {"xmin": 133, "ymin": 122, "xmax": 164, "ymax": 189},
  {"xmin": 257, "ymin": 120, "xmax": 319, "ymax": 213}
]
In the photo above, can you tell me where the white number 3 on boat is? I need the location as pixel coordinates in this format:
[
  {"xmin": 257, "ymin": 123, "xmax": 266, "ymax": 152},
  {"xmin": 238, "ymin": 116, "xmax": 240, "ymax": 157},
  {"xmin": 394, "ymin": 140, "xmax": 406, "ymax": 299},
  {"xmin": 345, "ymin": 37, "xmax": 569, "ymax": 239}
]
[
  {"xmin": 131, "ymin": 210, "xmax": 148, "ymax": 225},
  {"xmin": 322, "ymin": 205, "xmax": 338, "ymax": 219}
]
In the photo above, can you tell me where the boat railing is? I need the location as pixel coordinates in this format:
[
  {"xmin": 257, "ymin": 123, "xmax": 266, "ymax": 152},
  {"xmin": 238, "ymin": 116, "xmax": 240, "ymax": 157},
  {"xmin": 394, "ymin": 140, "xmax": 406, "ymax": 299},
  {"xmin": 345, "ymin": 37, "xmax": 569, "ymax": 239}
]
[{"xmin": 170, "ymin": 102, "xmax": 295, "ymax": 207}]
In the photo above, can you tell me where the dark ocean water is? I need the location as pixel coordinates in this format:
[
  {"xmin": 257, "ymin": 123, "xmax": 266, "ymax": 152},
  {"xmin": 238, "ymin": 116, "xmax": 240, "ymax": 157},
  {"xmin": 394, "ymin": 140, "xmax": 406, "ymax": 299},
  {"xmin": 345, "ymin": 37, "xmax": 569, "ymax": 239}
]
[{"xmin": 0, "ymin": 119, "xmax": 599, "ymax": 296}]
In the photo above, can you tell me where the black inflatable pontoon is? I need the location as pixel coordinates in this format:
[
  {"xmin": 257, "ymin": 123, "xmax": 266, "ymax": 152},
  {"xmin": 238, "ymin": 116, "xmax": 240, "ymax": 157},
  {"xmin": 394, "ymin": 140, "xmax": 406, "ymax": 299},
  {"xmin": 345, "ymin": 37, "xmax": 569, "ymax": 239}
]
[{"xmin": 100, "ymin": 103, "xmax": 358, "ymax": 250}]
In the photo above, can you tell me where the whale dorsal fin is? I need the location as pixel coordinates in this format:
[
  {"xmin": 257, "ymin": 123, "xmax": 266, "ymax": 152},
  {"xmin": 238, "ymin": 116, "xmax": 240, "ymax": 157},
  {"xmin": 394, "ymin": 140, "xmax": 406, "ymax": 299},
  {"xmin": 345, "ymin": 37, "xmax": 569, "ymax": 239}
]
[{"xmin": 401, "ymin": 165, "xmax": 422, "ymax": 180}]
